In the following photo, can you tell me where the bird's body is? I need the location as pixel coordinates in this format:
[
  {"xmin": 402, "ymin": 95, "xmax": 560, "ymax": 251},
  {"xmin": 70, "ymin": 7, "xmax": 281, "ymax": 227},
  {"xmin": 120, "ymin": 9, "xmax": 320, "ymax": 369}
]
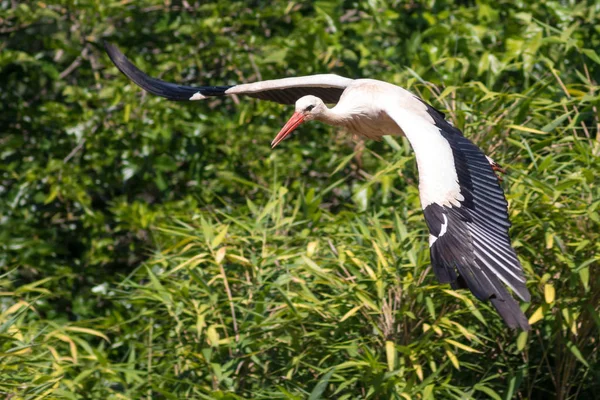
[
  {"xmin": 105, "ymin": 43, "xmax": 531, "ymax": 330},
  {"xmin": 322, "ymin": 80, "xmax": 407, "ymax": 138}
]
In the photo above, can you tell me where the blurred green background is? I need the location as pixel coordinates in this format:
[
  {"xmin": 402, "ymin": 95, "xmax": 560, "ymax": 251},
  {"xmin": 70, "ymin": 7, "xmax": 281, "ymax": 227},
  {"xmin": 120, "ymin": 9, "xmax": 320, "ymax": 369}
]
[{"xmin": 1, "ymin": 0, "xmax": 599, "ymax": 398}]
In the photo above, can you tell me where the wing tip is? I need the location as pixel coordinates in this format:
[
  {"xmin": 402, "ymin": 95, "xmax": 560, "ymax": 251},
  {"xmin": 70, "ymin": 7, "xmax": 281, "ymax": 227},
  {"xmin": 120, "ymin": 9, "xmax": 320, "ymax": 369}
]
[
  {"xmin": 103, "ymin": 41, "xmax": 156, "ymax": 93},
  {"xmin": 515, "ymin": 285, "xmax": 531, "ymax": 303},
  {"xmin": 104, "ymin": 41, "xmax": 130, "ymax": 73},
  {"xmin": 491, "ymin": 295, "xmax": 531, "ymax": 331},
  {"xmin": 104, "ymin": 42, "xmax": 234, "ymax": 101}
]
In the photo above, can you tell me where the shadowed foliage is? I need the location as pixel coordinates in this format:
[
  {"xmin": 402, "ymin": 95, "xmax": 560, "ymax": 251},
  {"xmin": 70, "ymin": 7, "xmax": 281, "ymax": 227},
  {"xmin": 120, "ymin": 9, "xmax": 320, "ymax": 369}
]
[{"xmin": 1, "ymin": 0, "xmax": 599, "ymax": 398}]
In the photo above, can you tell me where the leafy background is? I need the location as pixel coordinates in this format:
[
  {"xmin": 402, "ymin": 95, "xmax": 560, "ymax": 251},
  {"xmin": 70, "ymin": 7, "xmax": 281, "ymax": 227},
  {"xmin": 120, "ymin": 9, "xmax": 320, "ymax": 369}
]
[{"xmin": 1, "ymin": 0, "xmax": 599, "ymax": 398}]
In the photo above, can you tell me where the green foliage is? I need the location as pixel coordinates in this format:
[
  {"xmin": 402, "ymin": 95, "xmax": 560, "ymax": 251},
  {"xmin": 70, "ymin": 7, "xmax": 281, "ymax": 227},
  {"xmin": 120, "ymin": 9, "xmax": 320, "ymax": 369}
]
[{"xmin": 1, "ymin": 0, "xmax": 599, "ymax": 398}]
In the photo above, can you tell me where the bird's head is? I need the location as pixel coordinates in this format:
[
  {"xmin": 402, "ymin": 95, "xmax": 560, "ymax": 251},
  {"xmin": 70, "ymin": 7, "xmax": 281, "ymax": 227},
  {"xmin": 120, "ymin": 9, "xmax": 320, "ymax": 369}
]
[
  {"xmin": 271, "ymin": 95, "xmax": 326, "ymax": 148},
  {"xmin": 294, "ymin": 95, "xmax": 326, "ymax": 120}
]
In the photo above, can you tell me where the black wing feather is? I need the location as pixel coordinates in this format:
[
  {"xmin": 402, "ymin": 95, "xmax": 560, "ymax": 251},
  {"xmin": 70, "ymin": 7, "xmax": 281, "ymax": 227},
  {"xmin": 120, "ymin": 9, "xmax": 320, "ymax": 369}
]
[
  {"xmin": 422, "ymin": 105, "xmax": 531, "ymax": 330},
  {"xmin": 244, "ymin": 86, "xmax": 345, "ymax": 105},
  {"xmin": 104, "ymin": 42, "xmax": 232, "ymax": 101},
  {"xmin": 104, "ymin": 42, "xmax": 346, "ymax": 105}
]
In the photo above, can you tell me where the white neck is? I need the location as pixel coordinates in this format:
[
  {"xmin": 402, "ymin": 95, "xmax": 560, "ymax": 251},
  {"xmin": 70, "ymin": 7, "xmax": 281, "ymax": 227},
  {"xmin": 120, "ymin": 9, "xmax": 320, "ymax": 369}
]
[{"xmin": 315, "ymin": 107, "xmax": 348, "ymax": 127}]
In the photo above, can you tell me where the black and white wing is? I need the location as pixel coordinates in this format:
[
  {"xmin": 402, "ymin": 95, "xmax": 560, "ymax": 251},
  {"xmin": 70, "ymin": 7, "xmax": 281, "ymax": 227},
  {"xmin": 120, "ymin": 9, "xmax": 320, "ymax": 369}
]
[
  {"xmin": 385, "ymin": 101, "xmax": 531, "ymax": 330},
  {"xmin": 104, "ymin": 42, "xmax": 352, "ymax": 105}
]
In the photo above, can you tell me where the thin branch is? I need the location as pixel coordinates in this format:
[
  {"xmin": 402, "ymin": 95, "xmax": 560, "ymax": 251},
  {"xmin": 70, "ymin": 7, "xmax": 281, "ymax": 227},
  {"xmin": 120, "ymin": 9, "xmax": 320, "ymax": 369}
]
[
  {"xmin": 219, "ymin": 256, "xmax": 239, "ymax": 342},
  {"xmin": 582, "ymin": 62, "xmax": 600, "ymax": 155},
  {"xmin": 63, "ymin": 138, "xmax": 86, "ymax": 163},
  {"xmin": 550, "ymin": 66, "xmax": 592, "ymax": 141},
  {"xmin": 59, "ymin": 47, "xmax": 89, "ymax": 79}
]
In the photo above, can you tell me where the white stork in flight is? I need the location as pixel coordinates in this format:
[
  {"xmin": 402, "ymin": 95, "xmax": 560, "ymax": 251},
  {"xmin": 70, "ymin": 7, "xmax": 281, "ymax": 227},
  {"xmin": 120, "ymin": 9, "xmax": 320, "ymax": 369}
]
[{"xmin": 104, "ymin": 42, "xmax": 531, "ymax": 330}]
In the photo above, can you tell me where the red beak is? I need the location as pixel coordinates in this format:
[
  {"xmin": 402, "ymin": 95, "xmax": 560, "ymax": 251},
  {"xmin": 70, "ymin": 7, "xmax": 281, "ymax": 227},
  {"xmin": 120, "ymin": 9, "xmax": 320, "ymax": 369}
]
[{"xmin": 271, "ymin": 112, "xmax": 305, "ymax": 148}]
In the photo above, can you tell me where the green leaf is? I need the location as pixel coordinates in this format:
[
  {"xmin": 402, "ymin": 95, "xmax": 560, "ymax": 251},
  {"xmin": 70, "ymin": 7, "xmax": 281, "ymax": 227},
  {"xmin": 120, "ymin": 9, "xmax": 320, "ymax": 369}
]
[
  {"xmin": 566, "ymin": 341, "xmax": 589, "ymax": 368},
  {"xmin": 581, "ymin": 48, "xmax": 600, "ymax": 64},
  {"xmin": 475, "ymin": 385, "xmax": 502, "ymax": 400},
  {"xmin": 516, "ymin": 331, "xmax": 528, "ymax": 352},
  {"xmin": 308, "ymin": 369, "xmax": 335, "ymax": 400}
]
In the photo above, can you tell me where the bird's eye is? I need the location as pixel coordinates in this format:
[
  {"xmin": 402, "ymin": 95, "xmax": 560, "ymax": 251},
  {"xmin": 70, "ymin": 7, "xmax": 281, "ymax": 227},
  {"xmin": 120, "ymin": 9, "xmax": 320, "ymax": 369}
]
[{"xmin": 305, "ymin": 105, "xmax": 315, "ymax": 112}]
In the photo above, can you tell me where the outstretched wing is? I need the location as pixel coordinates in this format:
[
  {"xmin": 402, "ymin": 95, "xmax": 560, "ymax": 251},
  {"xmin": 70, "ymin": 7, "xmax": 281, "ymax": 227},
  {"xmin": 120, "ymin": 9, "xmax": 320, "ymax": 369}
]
[
  {"xmin": 104, "ymin": 42, "xmax": 352, "ymax": 105},
  {"xmin": 384, "ymin": 99, "xmax": 531, "ymax": 330}
]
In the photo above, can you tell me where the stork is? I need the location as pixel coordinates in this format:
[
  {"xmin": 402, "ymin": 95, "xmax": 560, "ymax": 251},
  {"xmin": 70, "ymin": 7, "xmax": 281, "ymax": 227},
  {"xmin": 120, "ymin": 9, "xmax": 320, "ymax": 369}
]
[{"xmin": 104, "ymin": 42, "xmax": 531, "ymax": 330}]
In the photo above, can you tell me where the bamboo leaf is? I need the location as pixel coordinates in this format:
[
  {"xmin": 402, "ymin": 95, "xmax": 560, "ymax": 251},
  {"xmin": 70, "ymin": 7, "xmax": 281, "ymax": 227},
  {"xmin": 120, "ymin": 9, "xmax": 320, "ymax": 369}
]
[
  {"xmin": 64, "ymin": 327, "xmax": 110, "ymax": 342},
  {"xmin": 566, "ymin": 341, "xmax": 589, "ymax": 368},
  {"xmin": 528, "ymin": 306, "xmax": 545, "ymax": 325},
  {"xmin": 308, "ymin": 369, "xmax": 335, "ymax": 400},
  {"xmin": 444, "ymin": 339, "xmax": 482, "ymax": 353},
  {"xmin": 544, "ymin": 284, "xmax": 555, "ymax": 304},
  {"xmin": 508, "ymin": 124, "xmax": 547, "ymax": 134}
]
